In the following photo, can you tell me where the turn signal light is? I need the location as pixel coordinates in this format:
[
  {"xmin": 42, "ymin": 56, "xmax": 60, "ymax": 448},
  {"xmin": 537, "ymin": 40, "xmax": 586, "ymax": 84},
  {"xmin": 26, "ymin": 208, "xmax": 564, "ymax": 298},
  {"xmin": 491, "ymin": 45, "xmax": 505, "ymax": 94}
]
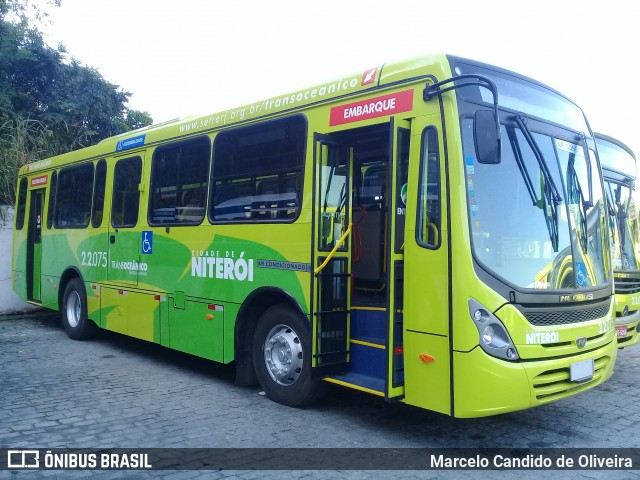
[{"xmin": 419, "ymin": 354, "xmax": 435, "ymax": 363}]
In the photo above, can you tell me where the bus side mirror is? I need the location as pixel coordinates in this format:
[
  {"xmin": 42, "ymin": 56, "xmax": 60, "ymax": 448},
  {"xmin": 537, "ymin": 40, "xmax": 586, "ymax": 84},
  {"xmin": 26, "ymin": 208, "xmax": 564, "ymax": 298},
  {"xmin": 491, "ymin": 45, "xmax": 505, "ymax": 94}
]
[{"xmin": 474, "ymin": 110, "xmax": 501, "ymax": 164}]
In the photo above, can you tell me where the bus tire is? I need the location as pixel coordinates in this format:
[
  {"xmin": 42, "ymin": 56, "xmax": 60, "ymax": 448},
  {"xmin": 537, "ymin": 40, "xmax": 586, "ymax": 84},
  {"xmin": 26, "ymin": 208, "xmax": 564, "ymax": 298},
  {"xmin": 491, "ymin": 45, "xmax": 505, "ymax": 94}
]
[
  {"xmin": 252, "ymin": 304, "xmax": 325, "ymax": 407},
  {"xmin": 62, "ymin": 278, "xmax": 97, "ymax": 340}
]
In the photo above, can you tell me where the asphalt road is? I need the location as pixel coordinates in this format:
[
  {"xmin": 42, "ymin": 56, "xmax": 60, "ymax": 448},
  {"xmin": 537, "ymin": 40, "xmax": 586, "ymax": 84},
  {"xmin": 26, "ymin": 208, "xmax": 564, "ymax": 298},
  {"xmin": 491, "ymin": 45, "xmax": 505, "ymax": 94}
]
[{"xmin": 1, "ymin": 311, "xmax": 639, "ymax": 480}]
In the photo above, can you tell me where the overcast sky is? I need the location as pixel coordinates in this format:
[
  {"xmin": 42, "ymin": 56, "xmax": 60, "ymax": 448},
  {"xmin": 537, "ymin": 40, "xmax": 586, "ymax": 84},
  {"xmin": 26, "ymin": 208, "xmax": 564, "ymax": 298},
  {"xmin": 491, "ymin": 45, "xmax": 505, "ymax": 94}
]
[{"xmin": 40, "ymin": 0, "xmax": 639, "ymax": 157}]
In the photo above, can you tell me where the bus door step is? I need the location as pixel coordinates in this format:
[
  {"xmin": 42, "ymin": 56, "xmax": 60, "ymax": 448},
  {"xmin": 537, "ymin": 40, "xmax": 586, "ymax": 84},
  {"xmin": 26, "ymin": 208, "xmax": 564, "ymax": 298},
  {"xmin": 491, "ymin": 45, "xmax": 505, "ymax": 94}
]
[
  {"xmin": 348, "ymin": 308, "xmax": 387, "ymax": 385},
  {"xmin": 325, "ymin": 372, "xmax": 385, "ymax": 396}
]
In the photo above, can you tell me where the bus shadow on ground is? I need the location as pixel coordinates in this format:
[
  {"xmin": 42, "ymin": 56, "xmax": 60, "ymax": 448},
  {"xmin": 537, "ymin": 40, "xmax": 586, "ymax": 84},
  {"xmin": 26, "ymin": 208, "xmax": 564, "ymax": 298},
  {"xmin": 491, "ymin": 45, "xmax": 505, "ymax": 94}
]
[
  {"xmin": 26, "ymin": 311, "xmax": 589, "ymax": 446},
  {"xmin": 32, "ymin": 310, "xmax": 237, "ymax": 384}
]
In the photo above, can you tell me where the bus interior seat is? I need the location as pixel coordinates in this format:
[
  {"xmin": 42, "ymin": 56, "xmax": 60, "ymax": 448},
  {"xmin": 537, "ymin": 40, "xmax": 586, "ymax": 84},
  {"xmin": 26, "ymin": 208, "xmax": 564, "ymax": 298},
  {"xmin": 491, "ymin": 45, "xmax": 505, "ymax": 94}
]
[{"xmin": 352, "ymin": 165, "xmax": 387, "ymax": 292}]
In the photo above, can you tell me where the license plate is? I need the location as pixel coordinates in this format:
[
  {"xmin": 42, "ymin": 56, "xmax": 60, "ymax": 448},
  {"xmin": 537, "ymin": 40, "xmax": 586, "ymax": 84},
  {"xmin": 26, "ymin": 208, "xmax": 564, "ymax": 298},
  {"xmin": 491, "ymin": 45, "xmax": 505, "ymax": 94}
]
[
  {"xmin": 570, "ymin": 359, "xmax": 594, "ymax": 382},
  {"xmin": 616, "ymin": 325, "xmax": 628, "ymax": 337}
]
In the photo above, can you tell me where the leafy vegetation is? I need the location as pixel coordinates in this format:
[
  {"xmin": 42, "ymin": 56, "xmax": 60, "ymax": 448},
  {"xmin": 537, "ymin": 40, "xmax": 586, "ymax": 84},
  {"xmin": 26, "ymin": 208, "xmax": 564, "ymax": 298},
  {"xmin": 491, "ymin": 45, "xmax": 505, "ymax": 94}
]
[{"xmin": 0, "ymin": 0, "xmax": 153, "ymax": 205}]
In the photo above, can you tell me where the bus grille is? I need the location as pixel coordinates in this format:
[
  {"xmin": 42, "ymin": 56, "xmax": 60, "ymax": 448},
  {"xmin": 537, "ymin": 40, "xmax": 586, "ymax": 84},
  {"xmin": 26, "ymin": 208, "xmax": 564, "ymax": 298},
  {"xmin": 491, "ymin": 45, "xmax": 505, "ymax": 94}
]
[
  {"xmin": 614, "ymin": 277, "xmax": 640, "ymax": 294},
  {"xmin": 523, "ymin": 304, "xmax": 610, "ymax": 327},
  {"xmin": 532, "ymin": 355, "xmax": 610, "ymax": 404}
]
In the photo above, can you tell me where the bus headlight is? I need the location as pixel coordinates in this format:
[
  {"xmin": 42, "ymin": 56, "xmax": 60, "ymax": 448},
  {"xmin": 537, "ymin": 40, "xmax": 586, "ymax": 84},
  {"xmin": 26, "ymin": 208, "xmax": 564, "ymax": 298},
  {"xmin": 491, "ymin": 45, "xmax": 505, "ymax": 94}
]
[
  {"xmin": 469, "ymin": 299, "xmax": 519, "ymax": 361},
  {"xmin": 482, "ymin": 325, "xmax": 496, "ymax": 345}
]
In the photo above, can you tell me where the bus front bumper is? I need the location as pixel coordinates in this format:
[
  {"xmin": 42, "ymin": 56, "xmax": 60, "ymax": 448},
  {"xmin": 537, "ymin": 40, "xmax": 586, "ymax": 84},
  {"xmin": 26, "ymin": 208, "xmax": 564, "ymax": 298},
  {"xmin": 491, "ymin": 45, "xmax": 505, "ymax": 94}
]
[
  {"xmin": 452, "ymin": 340, "xmax": 617, "ymax": 418},
  {"xmin": 614, "ymin": 307, "xmax": 640, "ymax": 348}
]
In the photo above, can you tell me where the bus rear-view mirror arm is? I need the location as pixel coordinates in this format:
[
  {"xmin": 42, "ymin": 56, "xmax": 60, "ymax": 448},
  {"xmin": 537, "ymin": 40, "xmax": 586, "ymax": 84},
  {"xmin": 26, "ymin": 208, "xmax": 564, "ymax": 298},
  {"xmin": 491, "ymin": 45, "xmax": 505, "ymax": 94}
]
[{"xmin": 423, "ymin": 74, "xmax": 501, "ymax": 164}]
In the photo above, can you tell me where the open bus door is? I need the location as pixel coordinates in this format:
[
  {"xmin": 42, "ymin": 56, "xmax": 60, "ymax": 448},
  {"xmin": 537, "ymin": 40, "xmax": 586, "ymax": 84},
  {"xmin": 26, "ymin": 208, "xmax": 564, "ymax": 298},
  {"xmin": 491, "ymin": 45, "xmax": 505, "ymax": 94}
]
[
  {"xmin": 312, "ymin": 134, "xmax": 353, "ymax": 376},
  {"xmin": 26, "ymin": 187, "xmax": 45, "ymax": 301},
  {"xmin": 312, "ymin": 119, "xmax": 410, "ymax": 400},
  {"xmin": 386, "ymin": 118, "xmax": 411, "ymax": 400}
]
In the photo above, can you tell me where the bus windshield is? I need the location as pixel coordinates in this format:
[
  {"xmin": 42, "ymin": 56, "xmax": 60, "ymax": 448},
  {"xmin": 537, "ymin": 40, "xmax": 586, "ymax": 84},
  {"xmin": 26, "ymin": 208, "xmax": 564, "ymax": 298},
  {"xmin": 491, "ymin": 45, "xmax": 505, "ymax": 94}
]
[
  {"xmin": 598, "ymin": 136, "xmax": 639, "ymax": 272},
  {"xmin": 605, "ymin": 181, "xmax": 638, "ymax": 271},
  {"xmin": 598, "ymin": 136, "xmax": 636, "ymax": 177},
  {"xmin": 456, "ymin": 72, "xmax": 610, "ymax": 291}
]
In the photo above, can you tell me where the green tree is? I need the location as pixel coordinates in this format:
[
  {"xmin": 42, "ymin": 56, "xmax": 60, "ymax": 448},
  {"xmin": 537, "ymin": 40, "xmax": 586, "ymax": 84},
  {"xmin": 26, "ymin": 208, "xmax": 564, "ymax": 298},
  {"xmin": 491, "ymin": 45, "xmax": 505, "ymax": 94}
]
[
  {"xmin": 125, "ymin": 109, "xmax": 154, "ymax": 131},
  {"xmin": 0, "ymin": 0, "xmax": 153, "ymax": 205},
  {"xmin": 0, "ymin": 117, "xmax": 56, "ymax": 205}
]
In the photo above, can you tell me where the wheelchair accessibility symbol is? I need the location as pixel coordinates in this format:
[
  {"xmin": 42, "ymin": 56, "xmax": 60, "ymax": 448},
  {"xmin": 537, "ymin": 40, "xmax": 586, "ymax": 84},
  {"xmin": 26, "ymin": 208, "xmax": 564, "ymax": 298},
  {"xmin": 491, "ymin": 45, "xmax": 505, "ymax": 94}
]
[{"xmin": 142, "ymin": 231, "xmax": 153, "ymax": 255}]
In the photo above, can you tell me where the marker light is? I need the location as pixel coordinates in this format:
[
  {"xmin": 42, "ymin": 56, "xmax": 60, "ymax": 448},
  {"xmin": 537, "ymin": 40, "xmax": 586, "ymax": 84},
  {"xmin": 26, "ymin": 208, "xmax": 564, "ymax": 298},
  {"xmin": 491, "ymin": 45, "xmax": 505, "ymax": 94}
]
[{"xmin": 469, "ymin": 298, "xmax": 519, "ymax": 361}]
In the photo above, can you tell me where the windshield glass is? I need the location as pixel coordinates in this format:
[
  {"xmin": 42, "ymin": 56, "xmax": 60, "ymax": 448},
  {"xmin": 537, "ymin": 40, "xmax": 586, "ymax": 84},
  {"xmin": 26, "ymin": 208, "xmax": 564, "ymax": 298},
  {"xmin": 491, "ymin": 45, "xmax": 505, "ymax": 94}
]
[
  {"xmin": 461, "ymin": 119, "xmax": 610, "ymax": 290},
  {"xmin": 605, "ymin": 181, "xmax": 638, "ymax": 271},
  {"xmin": 451, "ymin": 61, "xmax": 590, "ymax": 133},
  {"xmin": 597, "ymin": 136, "xmax": 636, "ymax": 177}
]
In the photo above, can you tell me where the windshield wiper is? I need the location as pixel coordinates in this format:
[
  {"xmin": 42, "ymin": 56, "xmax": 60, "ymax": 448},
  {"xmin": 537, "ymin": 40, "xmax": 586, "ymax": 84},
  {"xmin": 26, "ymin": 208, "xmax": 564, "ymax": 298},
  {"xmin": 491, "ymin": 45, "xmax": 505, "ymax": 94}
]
[
  {"xmin": 512, "ymin": 114, "xmax": 561, "ymax": 251},
  {"xmin": 542, "ymin": 177, "xmax": 560, "ymax": 253},
  {"xmin": 567, "ymin": 156, "xmax": 589, "ymax": 252},
  {"xmin": 578, "ymin": 133, "xmax": 594, "ymax": 209},
  {"xmin": 614, "ymin": 181, "xmax": 633, "ymax": 254},
  {"xmin": 512, "ymin": 114, "xmax": 562, "ymax": 204},
  {"xmin": 506, "ymin": 126, "xmax": 538, "ymax": 206}
]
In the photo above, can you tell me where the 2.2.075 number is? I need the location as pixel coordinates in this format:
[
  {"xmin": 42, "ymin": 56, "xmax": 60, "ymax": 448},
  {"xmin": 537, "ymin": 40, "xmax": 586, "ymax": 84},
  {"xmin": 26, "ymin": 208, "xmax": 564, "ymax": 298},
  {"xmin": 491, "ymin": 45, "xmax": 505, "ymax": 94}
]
[{"xmin": 81, "ymin": 251, "xmax": 107, "ymax": 268}]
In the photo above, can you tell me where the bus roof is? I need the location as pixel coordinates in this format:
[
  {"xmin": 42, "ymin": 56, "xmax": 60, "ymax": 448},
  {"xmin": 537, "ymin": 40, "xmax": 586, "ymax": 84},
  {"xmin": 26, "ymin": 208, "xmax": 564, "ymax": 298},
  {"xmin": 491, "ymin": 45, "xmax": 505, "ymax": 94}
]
[{"xmin": 21, "ymin": 54, "xmax": 448, "ymax": 175}]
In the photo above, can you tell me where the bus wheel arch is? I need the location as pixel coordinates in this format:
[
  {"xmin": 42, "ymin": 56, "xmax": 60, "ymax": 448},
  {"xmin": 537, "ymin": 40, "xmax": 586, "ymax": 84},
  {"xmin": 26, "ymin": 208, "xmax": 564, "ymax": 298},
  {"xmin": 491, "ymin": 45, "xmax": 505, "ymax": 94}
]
[
  {"xmin": 251, "ymin": 303, "xmax": 325, "ymax": 407},
  {"xmin": 235, "ymin": 288, "xmax": 323, "ymax": 407},
  {"xmin": 58, "ymin": 267, "xmax": 82, "ymax": 311},
  {"xmin": 59, "ymin": 268, "xmax": 97, "ymax": 340},
  {"xmin": 234, "ymin": 288, "xmax": 307, "ymax": 387}
]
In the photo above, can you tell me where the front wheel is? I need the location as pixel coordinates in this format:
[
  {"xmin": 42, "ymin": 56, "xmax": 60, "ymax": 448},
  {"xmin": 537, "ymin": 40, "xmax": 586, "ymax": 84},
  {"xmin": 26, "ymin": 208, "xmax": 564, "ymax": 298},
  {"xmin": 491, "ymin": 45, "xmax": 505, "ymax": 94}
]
[
  {"xmin": 252, "ymin": 304, "xmax": 325, "ymax": 407},
  {"xmin": 62, "ymin": 278, "xmax": 97, "ymax": 340}
]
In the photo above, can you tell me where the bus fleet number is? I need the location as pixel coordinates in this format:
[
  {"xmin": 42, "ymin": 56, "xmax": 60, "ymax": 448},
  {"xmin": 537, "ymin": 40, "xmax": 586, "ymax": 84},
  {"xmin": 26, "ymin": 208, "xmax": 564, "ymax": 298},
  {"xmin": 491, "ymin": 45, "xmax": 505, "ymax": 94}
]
[
  {"xmin": 81, "ymin": 251, "xmax": 108, "ymax": 268},
  {"xmin": 599, "ymin": 317, "xmax": 614, "ymax": 335}
]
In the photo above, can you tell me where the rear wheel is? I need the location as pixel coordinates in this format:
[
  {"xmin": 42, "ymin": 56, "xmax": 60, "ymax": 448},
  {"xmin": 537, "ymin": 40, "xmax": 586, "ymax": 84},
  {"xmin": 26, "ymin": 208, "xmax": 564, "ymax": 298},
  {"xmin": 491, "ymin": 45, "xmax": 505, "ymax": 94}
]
[
  {"xmin": 62, "ymin": 278, "xmax": 97, "ymax": 340},
  {"xmin": 253, "ymin": 304, "xmax": 325, "ymax": 407}
]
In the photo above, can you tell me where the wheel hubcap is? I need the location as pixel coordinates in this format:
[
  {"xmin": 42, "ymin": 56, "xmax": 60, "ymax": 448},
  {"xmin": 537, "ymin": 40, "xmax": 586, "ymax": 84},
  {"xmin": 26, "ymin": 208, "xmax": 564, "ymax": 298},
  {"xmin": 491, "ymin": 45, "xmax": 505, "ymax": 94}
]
[
  {"xmin": 263, "ymin": 324, "xmax": 303, "ymax": 386},
  {"xmin": 66, "ymin": 291, "xmax": 81, "ymax": 328}
]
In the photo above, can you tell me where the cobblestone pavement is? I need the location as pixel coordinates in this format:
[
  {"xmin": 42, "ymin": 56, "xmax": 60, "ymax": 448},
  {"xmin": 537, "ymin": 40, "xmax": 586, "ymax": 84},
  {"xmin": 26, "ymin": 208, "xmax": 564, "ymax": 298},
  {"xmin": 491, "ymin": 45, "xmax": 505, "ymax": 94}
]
[{"xmin": 1, "ymin": 312, "xmax": 639, "ymax": 480}]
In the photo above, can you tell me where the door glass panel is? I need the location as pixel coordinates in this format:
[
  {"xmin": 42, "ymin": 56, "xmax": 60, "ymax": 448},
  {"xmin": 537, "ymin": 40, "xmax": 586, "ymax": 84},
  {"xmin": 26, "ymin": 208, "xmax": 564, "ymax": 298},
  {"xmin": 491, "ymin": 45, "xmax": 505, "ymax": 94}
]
[
  {"xmin": 47, "ymin": 171, "xmax": 57, "ymax": 229},
  {"xmin": 15, "ymin": 177, "xmax": 27, "ymax": 230},
  {"xmin": 417, "ymin": 127, "xmax": 441, "ymax": 248},
  {"xmin": 318, "ymin": 143, "xmax": 349, "ymax": 250},
  {"xmin": 92, "ymin": 160, "xmax": 107, "ymax": 227},
  {"xmin": 395, "ymin": 128, "xmax": 411, "ymax": 251},
  {"xmin": 112, "ymin": 157, "xmax": 142, "ymax": 228}
]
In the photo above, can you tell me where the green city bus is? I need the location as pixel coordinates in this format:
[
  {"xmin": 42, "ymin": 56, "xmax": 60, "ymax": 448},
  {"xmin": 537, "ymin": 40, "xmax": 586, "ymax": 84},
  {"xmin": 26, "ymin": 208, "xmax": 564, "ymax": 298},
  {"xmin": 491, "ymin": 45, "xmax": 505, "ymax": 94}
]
[
  {"xmin": 596, "ymin": 133, "xmax": 639, "ymax": 347},
  {"xmin": 12, "ymin": 54, "xmax": 617, "ymax": 417}
]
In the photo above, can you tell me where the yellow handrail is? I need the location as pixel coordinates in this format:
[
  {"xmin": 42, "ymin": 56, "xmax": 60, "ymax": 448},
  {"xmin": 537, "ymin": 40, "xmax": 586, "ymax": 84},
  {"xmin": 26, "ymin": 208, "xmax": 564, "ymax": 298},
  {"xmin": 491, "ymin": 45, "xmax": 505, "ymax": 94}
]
[
  {"xmin": 427, "ymin": 222, "xmax": 439, "ymax": 245},
  {"xmin": 314, "ymin": 222, "xmax": 353, "ymax": 274}
]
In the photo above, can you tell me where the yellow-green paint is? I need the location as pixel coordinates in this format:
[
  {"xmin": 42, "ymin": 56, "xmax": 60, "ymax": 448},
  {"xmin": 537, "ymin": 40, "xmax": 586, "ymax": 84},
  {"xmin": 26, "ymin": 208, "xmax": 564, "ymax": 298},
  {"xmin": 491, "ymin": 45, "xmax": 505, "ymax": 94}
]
[
  {"xmin": 596, "ymin": 133, "xmax": 640, "ymax": 349},
  {"xmin": 11, "ymin": 54, "xmax": 619, "ymax": 417},
  {"xmin": 612, "ymin": 290, "xmax": 640, "ymax": 347}
]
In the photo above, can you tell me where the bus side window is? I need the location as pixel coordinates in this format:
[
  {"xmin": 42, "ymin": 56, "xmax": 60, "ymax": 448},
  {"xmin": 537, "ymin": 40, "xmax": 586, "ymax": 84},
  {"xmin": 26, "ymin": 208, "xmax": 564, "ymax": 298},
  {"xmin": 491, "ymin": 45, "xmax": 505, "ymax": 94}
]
[
  {"xmin": 209, "ymin": 115, "xmax": 305, "ymax": 223},
  {"xmin": 112, "ymin": 157, "xmax": 142, "ymax": 228},
  {"xmin": 47, "ymin": 171, "xmax": 57, "ymax": 229},
  {"xmin": 15, "ymin": 177, "xmax": 28, "ymax": 230},
  {"xmin": 55, "ymin": 163, "xmax": 94, "ymax": 228},
  {"xmin": 417, "ymin": 127, "xmax": 441, "ymax": 248},
  {"xmin": 149, "ymin": 137, "xmax": 210, "ymax": 225},
  {"xmin": 92, "ymin": 160, "xmax": 107, "ymax": 227}
]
